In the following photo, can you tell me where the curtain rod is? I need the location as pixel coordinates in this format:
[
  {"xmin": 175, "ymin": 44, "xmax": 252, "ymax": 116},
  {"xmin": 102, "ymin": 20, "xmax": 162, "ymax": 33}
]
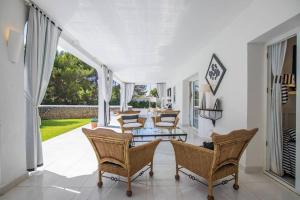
[{"xmin": 26, "ymin": 1, "xmax": 63, "ymax": 31}]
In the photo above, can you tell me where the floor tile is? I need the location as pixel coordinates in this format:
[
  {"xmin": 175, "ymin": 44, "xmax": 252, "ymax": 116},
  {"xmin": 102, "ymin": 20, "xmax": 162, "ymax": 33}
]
[{"xmin": 2, "ymin": 113, "xmax": 299, "ymax": 200}]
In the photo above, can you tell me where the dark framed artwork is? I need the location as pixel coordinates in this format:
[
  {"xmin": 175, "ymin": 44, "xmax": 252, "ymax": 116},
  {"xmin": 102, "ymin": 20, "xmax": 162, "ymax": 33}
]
[
  {"xmin": 173, "ymin": 86, "xmax": 176, "ymax": 103},
  {"xmin": 167, "ymin": 88, "xmax": 171, "ymax": 97},
  {"xmin": 205, "ymin": 54, "xmax": 226, "ymax": 95}
]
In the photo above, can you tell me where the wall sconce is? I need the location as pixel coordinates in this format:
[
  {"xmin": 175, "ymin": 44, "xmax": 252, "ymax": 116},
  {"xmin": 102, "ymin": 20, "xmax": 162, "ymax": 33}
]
[{"xmin": 7, "ymin": 29, "xmax": 23, "ymax": 63}]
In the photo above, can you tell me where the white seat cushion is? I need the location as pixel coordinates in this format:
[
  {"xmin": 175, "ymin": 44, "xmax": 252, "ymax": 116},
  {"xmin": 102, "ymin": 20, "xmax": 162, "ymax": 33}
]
[
  {"xmin": 161, "ymin": 117, "xmax": 176, "ymax": 122},
  {"xmin": 156, "ymin": 122, "xmax": 174, "ymax": 127},
  {"xmin": 123, "ymin": 122, "xmax": 142, "ymax": 128},
  {"xmin": 123, "ymin": 119, "xmax": 137, "ymax": 123}
]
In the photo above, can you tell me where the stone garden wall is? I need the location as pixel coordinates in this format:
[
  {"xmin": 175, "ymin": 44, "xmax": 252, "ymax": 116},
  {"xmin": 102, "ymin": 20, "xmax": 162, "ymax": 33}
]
[
  {"xmin": 39, "ymin": 105, "xmax": 98, "ymax": 119},
  {"xmin": 39, "ymin": 105, "xmax": 128, "ymax": 119}
]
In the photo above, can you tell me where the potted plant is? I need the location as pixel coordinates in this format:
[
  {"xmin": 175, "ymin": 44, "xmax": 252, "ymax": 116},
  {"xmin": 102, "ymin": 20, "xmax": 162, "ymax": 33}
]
[{"xmin": 91, "ymin": 118, "xmax": 98, "ymax": 129}]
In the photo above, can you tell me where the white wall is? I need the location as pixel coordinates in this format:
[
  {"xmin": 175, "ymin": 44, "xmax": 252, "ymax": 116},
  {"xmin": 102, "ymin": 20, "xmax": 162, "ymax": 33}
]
[
  {"xmin": 246, "ymin": 43, "xmax": 266, "ymax": 170},
  {"xmin": 170, "ymin": 0, "xmax": 300, "ymax": 169},
  {"xmin": 0, "ymin": 0, "xmax": 28, "ymax": 192}
]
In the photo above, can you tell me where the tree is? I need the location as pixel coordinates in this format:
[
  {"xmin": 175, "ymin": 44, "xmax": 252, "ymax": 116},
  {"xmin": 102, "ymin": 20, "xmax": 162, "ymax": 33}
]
[
  {"xmin": 149, "ymin": 88, "xmax": 158, "ymax": 97},
  {"xmin": 109, "ymin": 82, "xmax": 120, "ymax": 105},
  {"xmin": 42, "ymin": 51, "xmax": 98, "ymax": 105}
]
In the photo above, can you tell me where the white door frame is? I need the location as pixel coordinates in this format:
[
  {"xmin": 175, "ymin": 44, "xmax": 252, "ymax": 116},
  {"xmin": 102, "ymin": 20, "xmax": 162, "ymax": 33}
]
[
  {"xmin": 264, "ymin": 29, "xmax": 300, "ymax": 193},
  {"xmin": 296, "ymin": 31, "xmax": 300, "ymax": 194}
]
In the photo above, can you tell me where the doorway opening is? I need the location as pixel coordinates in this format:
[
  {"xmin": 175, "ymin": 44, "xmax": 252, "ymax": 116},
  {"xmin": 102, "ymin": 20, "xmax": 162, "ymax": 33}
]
[{"xmin": 266, "ymin": 35, "xmax": 297, "ymax": 187}]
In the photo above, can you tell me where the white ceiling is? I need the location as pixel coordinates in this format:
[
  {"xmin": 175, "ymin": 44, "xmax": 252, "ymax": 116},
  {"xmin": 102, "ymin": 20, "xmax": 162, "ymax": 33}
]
[{"xmin": 32, "ymin": 0, "xmax": 253, "ymax": 83}]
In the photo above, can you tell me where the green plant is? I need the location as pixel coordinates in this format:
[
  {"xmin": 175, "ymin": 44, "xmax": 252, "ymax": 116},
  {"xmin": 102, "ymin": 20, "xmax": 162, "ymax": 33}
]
[
  {"xmin": 149, "ymin": 88, "xmax": 158, "ymax": 97},
  {"xmin": 150, "ymin": 102, "xmax": 157, "ymax": 108},
  {"xmin": 91, "ymin": 118, "xmax": 98, "ymax": 122},
  {"xmin": 128, "ymin": 101, "xmax": 156, "ymax": 108}
]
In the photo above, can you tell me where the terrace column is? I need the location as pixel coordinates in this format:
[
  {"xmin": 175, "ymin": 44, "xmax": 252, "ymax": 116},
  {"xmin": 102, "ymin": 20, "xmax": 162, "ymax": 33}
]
[{"xmin": 97, "ymin": 70, "xmax": 105, "ymax": 126}]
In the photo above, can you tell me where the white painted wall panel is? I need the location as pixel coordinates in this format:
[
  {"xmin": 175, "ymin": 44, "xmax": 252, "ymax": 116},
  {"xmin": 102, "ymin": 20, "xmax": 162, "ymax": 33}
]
[
  {"xmin": 170, "ymin": 0, "xmax": 300, "ymax": 169},
  {"xmin": 0, "ymin": 0, "xmax": 27, "ymax": 189}
]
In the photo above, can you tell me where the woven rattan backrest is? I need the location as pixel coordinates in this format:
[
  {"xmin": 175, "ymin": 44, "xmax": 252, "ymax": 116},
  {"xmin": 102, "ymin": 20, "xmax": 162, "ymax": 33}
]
[
  {"xmin": 211, "ymin": 128, "xmax": 258, "ymax": 172},
  {"xmin": 161, "ymin": 110, "xmax": 180, "ymax": 115},
  {"xmin": 116, "ymin": 110, "xmax": 140, "ymax": 115},
  {"xmin": 82, "ymin": 128, "xmax": 132, "ymax": 168}
]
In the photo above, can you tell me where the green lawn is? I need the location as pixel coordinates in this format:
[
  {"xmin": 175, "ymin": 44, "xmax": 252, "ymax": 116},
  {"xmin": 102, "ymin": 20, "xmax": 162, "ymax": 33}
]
[{"xmin": 40, "ymin": 118, "xmax": 90, "ymax": 141}]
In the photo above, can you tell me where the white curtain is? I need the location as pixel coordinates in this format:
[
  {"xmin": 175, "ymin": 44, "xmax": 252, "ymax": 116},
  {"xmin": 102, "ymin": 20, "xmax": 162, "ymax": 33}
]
[
  {"xmin": 120, "ymin": 83, "xmax": 135, "ymax": 111},
  {"xmin": 268, "ymin": 40, "xmax": 287, "ymax": 176},
  {"xmin": 24, "ymin": 6, "xmax": 61, "ymax": 171},
  {"xmin": 101, "ymin": 65, "xmax": 113, "ymax": 125},
  {"xmin": 157, "ymin": 83, "xmax": 166, "ymax": 107}
]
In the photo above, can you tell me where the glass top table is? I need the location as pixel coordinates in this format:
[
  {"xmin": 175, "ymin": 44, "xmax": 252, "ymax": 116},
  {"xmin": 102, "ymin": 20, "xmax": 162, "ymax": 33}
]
[{"xmin": 131, "ymin": 127, "xmax": 187, "ymax": 143}]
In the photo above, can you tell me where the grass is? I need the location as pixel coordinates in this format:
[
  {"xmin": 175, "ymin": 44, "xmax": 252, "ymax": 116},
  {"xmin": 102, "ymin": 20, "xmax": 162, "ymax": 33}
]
[{"xmin": 40, "ymin": 118, "xmax": 90, "ymax": 141}]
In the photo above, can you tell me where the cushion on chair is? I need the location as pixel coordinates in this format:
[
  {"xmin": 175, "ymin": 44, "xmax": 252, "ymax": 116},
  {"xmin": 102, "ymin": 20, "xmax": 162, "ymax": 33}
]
[
  {"xmin": 160, "ymin": 113, "xmax": 177, "ymax": 122},
  {"xmin": 121, "ymin": 114, "xmax": 139, "ymax": 123},
  {"xmin": 156, "ymin": 122, "xmax": 174, "ymax": 127},
  {"xmin": 161, "ymin": 117, "xmax": 176, "ymax": 122},
  {"xmin": 289, "ymin": 129, "xmax": 296, "ymax": 142},
  {"xmin": 123, "ymin": 122, "xmax": 142, "ymax": 128},
  {"xmin": 202, "ymin": 141, "xmax": 214, "ymax": 150}
]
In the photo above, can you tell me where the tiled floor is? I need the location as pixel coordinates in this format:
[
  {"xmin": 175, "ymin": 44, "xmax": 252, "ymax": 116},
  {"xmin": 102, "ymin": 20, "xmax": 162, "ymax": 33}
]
[{"xmin": 1, "ymin": 114, "xmax": 300, "ymax": 200}]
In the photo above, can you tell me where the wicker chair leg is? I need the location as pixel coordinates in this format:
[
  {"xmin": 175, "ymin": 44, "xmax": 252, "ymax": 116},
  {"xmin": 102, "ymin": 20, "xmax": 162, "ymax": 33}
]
[
  {"xmin": 127, "ymin": 176, "xmax": 132, "ymax": 197},
  {"xmin": 233, "ymin": 172, "xmax": 239, "ymax": 190},
  {"xmin": 98, "ymin": 171, "xmax": 103, "ymax": 188},
  {"xmin": 175, "ymin": 164, "xmax": 180, "ymax": 181},
  {"xmin": 207, "ymin": 180, "xmax": 214, "ymax": 200},
  {"xmin": 149, "ymin": 161, "xmax": 154, "ymax": 177}
]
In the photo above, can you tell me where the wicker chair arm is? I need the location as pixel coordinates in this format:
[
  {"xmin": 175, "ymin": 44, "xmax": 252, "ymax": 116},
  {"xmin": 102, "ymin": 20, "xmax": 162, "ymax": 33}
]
[
  {"xmin": 151, "ymin": 116, "xmax": 161, "ymax": 124},
  {"xmin": 117, "ymin": 117, "xmax": 124, "ymax": 125},
  {"xmin": 171, "ymin": 140, "xmax": 214, "ymax": 178},
  {"xmin": 128, "ymin": 139, "xmax": 161, "ymax": 175},
  {"xmin": 137, "ymin": 117, "xmax": 146, "ymax": 126},
  {"xmin": 174, "ymin": 117, "xmax": 179, "ymax": 127}
]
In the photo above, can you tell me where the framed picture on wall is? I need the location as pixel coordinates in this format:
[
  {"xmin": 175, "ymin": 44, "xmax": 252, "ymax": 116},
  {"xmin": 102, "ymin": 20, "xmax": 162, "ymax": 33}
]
[
  {"xmin": 173, "ymin": 86, "xmax": 176, "ymax": 103},
  {"xmin": 205, "ymin": 54, "xmax": 226, "ymax": 95},
  {"xmin": 167, "ymin": 88, "xmax": 172, "ymax": 97}
]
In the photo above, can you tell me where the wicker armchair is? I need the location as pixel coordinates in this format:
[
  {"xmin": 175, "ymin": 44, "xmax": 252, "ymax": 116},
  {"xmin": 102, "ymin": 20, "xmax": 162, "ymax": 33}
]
[
  {"xmin": 116, "ymin": 111, "xmax": 146, "ymax": 133},
  {"xmin": 82, "ymin": 128, "xmax": 161, "ymax": 197},
  {"xmin": 171, "ymin": 128, "xmax": 258, "ymax": 200},
  {"xmin": 152, "ymin": 111, "xmax": 180, "ymax": 133}
]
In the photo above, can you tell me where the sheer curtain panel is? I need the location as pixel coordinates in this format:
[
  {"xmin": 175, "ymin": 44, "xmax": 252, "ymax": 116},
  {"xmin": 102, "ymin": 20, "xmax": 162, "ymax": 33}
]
[
  {"xmin": 24, "ymin": 5, "xmax": 62, "ymax": 171},
  {"xmin": 267, "ymin": 40, "xmax": 287, "ymax": 176},
  {"xmin": 120, "ymin": 83, "xmax": 135, "ymax": 111}
]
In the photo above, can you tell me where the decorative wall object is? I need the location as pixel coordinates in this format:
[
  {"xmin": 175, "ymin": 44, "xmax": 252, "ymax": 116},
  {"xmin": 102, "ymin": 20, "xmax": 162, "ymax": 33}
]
[
  {"xmin": 198, "ymin": 98, "xmax": 223, "ymax": 126},
  {"xmin": 205, "ymin": 54, "xmax": 226, "ymax": 95},
  {"xmin": 173, "ymin": 86, "xmax": 176, "ymax": 103},
  {"xmin": 167, "ymin": 88, "xmax": 171, "ymax": 97}
]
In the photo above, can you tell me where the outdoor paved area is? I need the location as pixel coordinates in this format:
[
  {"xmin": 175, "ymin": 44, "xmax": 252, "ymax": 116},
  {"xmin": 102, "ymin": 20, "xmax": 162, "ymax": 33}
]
[{"xmin": 1, "ymin": 112, "xmax": 300, "ymax": 200}]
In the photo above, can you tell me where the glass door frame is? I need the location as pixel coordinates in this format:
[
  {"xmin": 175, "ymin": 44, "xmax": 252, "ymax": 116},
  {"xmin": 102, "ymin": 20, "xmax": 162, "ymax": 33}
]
[{"xmin": 189, "ymin": 80, "xmax": 199, "ymax": 129}]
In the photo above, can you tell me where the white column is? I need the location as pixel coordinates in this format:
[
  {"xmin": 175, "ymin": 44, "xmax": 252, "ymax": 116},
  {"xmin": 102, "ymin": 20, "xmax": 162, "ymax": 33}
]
[{"xmin": 97, "ymin": 70, "xmax": 105, "ymax": 126}]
